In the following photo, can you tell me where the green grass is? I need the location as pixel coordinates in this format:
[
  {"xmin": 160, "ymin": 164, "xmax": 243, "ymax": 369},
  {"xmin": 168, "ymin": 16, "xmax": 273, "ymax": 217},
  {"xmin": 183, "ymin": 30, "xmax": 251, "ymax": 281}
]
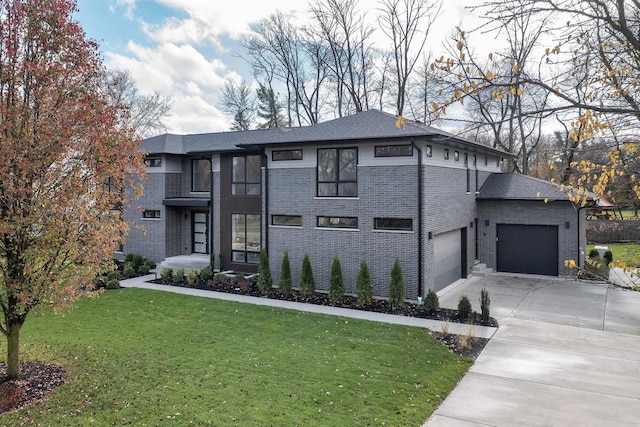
[
  {"xmin": 587, "ymin": 243, "xmax": 640, "ymax": 267},
  {"xmin": 1, "ymin": 289, "xmax": 471, "ymax": 426}
]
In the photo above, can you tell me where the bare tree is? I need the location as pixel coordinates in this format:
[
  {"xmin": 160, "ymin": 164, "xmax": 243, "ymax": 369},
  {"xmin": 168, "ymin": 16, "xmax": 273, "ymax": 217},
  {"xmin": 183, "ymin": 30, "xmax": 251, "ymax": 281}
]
[
  {"xmin": 105, "ymin": 69, "xmax": 172, "ymax": 138},
  {"xmin": 217, "ymin": 79, "xmax": 255, "ymax": 130},
  {"xmin": 378, "ymin": 0, "xmax": 442, "ymax": 117}
]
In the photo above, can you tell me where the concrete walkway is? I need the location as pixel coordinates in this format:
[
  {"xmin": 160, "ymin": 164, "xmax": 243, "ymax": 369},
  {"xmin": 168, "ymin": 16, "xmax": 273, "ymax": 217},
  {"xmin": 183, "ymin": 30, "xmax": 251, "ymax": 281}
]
[
  {"xmin": 423, "ymin": 273, "xmax": 640, "ymax": 427},
  {"xmin": 119, "ymin": 275, "xmax": 497, "ymax": 339}
]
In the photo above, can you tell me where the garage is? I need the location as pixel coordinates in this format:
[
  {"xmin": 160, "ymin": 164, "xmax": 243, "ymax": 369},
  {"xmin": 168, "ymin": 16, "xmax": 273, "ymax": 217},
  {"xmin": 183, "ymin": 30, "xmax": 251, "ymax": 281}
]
[
  {"xmin": 497, "ymin": 224, "xmax": 558, "ymax": 276},
  {"xmin": 434, "ymin": 229, "xmax": 466, "ymax": 291}
]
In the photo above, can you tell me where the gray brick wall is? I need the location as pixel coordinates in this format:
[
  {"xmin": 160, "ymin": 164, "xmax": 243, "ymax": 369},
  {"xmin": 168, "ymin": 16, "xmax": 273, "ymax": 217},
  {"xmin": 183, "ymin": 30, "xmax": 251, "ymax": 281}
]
[
  {"xmin": 267, "ymin": 165, "xmax": 420, "ymax": 298},
  {"xmin": 478, "ymin": 199, "xmax": 582, "ymax": 275}
]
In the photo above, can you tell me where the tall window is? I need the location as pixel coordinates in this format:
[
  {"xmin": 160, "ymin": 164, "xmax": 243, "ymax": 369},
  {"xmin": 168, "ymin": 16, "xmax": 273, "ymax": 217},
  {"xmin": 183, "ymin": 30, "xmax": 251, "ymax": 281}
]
[
  {"xmin": 192, "ymin": 159, "xmax": 210, "ymax": 192},
  {"xmin": 232, "ymin": 155, "xmax": 261, "ymax": 195},
  {"xmin": 317, "ymin": 148, "xmax": 357, "ymax": 197},
  {"xmin": 231, "ymin": 214, "xmax": 261, "ymax": 264}
]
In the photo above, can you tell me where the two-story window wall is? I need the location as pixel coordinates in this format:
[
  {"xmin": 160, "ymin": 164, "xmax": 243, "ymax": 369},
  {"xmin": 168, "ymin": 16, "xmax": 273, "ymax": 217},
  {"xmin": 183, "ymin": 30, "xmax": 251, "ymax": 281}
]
[
  {"xmin": 192, "ymin": 159, "xmax": 210, "ymax": 192},
  {"xmin": 232, "ymin": 155, "xmax": 261, "ymax": 195},
  {"xmin": 317, "ymin": 148, "xmax": 357, "ymax": 197}
]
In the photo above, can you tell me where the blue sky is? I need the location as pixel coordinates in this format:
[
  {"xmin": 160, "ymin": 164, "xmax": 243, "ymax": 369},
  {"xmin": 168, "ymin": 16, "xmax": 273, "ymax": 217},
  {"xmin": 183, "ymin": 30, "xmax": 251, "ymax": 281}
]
[{"xmin": 73, "ymin": 0, "xmax": 479, "ymax": 134}]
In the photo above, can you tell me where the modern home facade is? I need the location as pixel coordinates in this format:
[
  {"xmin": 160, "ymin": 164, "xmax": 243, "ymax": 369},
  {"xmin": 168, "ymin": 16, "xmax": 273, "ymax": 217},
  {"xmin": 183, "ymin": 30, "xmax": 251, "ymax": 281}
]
[{"xmin": 121, "ymin": 110, "xmax": 586, "ymax": 298}]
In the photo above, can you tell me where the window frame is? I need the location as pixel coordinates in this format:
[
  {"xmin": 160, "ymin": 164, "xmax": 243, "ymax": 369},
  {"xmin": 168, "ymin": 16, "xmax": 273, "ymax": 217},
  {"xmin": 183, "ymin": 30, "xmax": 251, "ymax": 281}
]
[
  {"xmin": 444, "ymin": 149, "xmax": 449, "ymax": 160},
  {"xmin": 316, "ymin": 147, "xmax": 358, "ymax": 197},
  {"xmin": 374, "ymin": 144, "xmax": 413, "ymax": 157},
  {"xmin": 271, "ymin": 215, "xmax": 302, "ymax": 227},
  {"xmin": 426, "ymin": 145, "xmax": 432, "ymax": 157},
  {"xmin": 144, "ymin": 158, "xmax": 162, "ymax": 167},
  {"xmin": 231, "ymin": 213, "xmax": 262, "ymax": 264},
  {"xmin": 142, "ymin": 209, "xmax": 161, "ymax": 219},
  {"xmin": 272, "ymin": 149, "xmax": 303, "ymax": 161},
  {"xmin": 373, "ymin": 218, "xmax": 413, "ymax": 232},
  {"xmin": 191, "ymin": 159, "xmax": 211, "ymax": 192},
  {"xmin": 232, "ymin": 154, "xmax": 261, "ymax": 196},
  {"xmin": 317, "ymin": 216, "xmax": 358, "ymax": 229}
]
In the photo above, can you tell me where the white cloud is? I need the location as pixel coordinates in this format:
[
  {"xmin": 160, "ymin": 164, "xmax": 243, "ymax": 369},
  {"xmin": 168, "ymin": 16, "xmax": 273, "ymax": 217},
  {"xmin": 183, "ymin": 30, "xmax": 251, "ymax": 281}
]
[{"xmin": 109, "ymin": 0, "xmax": 136, "ymax": 20}]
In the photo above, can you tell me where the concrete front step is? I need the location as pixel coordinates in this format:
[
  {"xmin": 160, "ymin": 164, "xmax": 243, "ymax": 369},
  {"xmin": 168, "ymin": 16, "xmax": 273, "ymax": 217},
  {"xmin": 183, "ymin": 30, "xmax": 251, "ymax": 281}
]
[
  {"xmin": 472, "ymin": 263, "xmax": 493, "ymax": 277},
  {"xmin": 156, "ymin": 255, "xmax": 211, "ymax": 272}
]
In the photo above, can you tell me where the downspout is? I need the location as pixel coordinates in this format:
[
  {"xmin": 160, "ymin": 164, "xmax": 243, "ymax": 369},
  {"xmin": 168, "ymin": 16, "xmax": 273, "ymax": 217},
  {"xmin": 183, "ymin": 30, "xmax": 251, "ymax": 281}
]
[
  {"xmin": 411, "ymin": 139, "xmax": 423, "ymax": 297},
  {"xmin": 262, "ymin": 149, "xmax": 269, "ymax": 254}
]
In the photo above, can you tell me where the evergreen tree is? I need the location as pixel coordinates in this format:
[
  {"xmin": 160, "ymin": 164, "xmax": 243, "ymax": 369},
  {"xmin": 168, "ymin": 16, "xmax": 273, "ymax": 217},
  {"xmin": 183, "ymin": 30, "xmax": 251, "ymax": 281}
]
[
  {"xmin": 279, "ymin": 251, "xmax": 293, "ymax": 294},
  {"xmin": 356, "ymin": 260, "xmax": 373, "ymax": 305},
  {"xmin": 257, "ymin": 250, "xmax": 272, "ymax": 294},
  {"xmin": 329, "ymin": 257, "xmax": 345, "ymax": 302},
  {"xmin": 256, "ymin": 83, "xmax": 286, "ymax": 128},
  {"xmin": 389, "ymin": 258, "xmax": 405, "ymax": 308},
  {"xmin": 300, "ymin": 254, "xmax": 316, "ymax": 297}
]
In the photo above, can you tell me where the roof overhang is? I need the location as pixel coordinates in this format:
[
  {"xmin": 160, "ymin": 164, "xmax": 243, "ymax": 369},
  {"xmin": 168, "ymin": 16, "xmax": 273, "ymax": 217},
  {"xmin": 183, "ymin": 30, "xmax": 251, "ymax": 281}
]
[{"xmin": 163, "ymin": 198, "xmax": 210, "ymax": 207}]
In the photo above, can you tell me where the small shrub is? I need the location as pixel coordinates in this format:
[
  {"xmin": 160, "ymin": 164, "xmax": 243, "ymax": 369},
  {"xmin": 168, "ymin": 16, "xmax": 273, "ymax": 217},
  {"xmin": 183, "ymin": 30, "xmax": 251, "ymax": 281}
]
[
  {"xmin": 458, "ymin": 294, "xmax": 472, "ymax": 321},
  {"xmin": 604, "ymin": 250, "xmax": 614, "ymax": 265},
  {"xmin": 131, "ymin": 254, "xmax": 144, "ymax": 270},
  {"xmin": 186, "ymin": 270, "xmax": 199, "ymax": 286},
  {"xmin": 200, "ymin": 266, "xmax": 214, "ymax": 281},
  {"xmin": 257, "ymin": 250, "xmax": 273, "ymax": 294},
  {"xmin": 424, "ymin": 289, "xmax": 439, "ymax": 313},
  {"xmin": 173, "ymin": 268, "xmax": 185, "ymax": 284},
  {"xmin": 300, "ymin": 254, "xmax": 315, "ymax": 297},
  {"xmin": 440, "ymin": 321, "xmax": 450, "ymax": 336},
  {"xmin": 107, "ymin": 270, "xmax": 120, "ymax": 281},
  {"xmin": 143, "ymin": 259, "xmax": 156, "ymax": 270},
  {"xmin": 123, "ymin": 265, "xmax": 136, "ymax": 279},
  {"xmin": 388, "ymin": 258, "xmax": 405, "ymax": 308},
  {"xmin": 94, "ymin": 275, "xmax": 106, "ymax": 289},
  {"xmin": 138, "ymin": 264, "xmax": 150, "ymax": 275},
  {"xmin": 329, "ymin": 257, "xmax": 344, "ymax": 302},
  {"xmin": 214, "ymin": 272, "xmax": 228, "ymax": 283},
  {"xmin": 105, "ymin": 279, "xmax": 120, "ymax": 290},
  {"xmin": 232, "ymin": 273, "xmax": 245, "ymax": 285},
  {"xmin": 124, "ymin": 253, "xmax": 136, "ymax": 263},
  {"xmin": 480, "ymin": 287, "xmax": 490, "ymax": 324},
  {"xmin": 588, "ymin": 248, "xmax": 599, "ymax": 258},
  {"xmin": 160, "ymin": 268, "xmax": 173, "ymax": 281},
  {"xmin": 279, "ymin": 251, "xmax": 293, "ymax": 294},
  {"xmin": 356, "ymin": 260, "xmax": 373, "ymax": 305}
]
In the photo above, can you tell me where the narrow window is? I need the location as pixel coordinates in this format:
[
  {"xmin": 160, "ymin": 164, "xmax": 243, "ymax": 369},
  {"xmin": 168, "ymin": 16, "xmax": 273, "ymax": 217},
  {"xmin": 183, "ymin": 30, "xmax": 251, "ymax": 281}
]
[
  {"xmin": 192, "ymin": 159, "xmax": 210, "ymax": 192},
  {"xmin": 231, "ymin": 214, "xmax": 261, "ymax": 264},
  {"xmin": 444, "ymin": 149, "xmax": 449, "ymax": 160},
  {"xmin": 317, "ymin": 216, "xmax": 358, "ymax": 229},
  {"xmin": 374, "ymin": 218, "xmax": 412, "ymax": 231},
  {"xmin": 374, "ymin": 145, "xmax": 413, "ymax": 157},
  {"xmin": 272, "ymin": 149, "xmax": 303, "ymax": 161},
  {"xmin": 142, "ymin": 209, "xmax": 161, "ymax": 219},
  {"xmin": 272, "ymin": 215, "xmax": 302, "ymax": 227},
  {"xmin": 466, "ymin": 168, "xmax": 471, "ymax": 193},
  {"xmin": 475, "ymin": 169, "xmax": 479, "ymax": 192},
  {"xmin": 454, "ymin": 151, "xmax": 460, "ymax": 161},
  {"xmin": 464, "ymin": 153, "xmax": 468, "ymax": 167},
  {"xmin": 144, "ymin": 158, "xmax": 162, "ymax": 167},
  {"xmin": 426, "ymin": 145, "xmax": 432, "ymax": 157},
  {"xmin": 317, "ymin": 148, "xmax": 357, "ymax": 197},
  {"xmin": 232, "ymin": 155, "xmax": 261, "ymax": 195}
]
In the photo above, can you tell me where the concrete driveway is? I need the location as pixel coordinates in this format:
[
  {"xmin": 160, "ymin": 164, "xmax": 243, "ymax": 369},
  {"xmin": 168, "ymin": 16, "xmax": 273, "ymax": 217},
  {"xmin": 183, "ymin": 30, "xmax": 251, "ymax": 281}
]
[{"xmin": 423, "ymin": 274, "xmax": 640, "ymax": 426}]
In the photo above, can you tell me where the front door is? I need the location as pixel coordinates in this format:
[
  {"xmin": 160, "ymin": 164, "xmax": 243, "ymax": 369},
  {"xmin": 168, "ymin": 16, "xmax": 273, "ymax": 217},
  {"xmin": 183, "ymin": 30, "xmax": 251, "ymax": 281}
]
[{"xmin": 192, "ymin": 211, "xmax": 209, "ymax": 254}]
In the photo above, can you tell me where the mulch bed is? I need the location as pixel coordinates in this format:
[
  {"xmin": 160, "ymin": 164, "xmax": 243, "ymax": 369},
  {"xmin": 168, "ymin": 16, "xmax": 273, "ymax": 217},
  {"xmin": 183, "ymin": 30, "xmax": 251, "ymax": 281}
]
[{"xmin": 0, "ymin": 362, "xmax": 65, "ymax": 415}]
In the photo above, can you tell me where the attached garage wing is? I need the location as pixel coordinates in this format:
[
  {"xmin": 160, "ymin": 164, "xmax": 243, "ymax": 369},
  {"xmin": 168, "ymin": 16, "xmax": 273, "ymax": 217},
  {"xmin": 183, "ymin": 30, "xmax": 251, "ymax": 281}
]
[{"xmin": 496, "ymin": 224, "xmax": 558, "ymax": 276}]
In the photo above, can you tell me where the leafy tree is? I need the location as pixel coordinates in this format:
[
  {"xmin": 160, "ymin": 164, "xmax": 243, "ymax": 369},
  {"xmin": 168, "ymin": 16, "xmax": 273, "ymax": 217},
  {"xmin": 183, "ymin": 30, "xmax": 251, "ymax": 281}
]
[
  {"xmin": 356, "ymin": 260, "xmax": 373, "ymax": 305},
  {"xmin": 279, "ymin": 251, "xmax": 293, "ymax": 294},
  {"xmin": 0, "ymin": 0, "xmax": 144, "ymax": 379},
  {"xmin": 329, "ymin": 256, "xmax": 344, "ymax": 302},
  {"xmin": 300, "ymin": 254, "xmax": 316, "ymax": 297},
  {"xmin": 388, "ymin": 258, "xmax": 405, "ymax": 308},
  {"xmin": 257, "ymin": 250, "xmax": 273, "ymax": 294}
]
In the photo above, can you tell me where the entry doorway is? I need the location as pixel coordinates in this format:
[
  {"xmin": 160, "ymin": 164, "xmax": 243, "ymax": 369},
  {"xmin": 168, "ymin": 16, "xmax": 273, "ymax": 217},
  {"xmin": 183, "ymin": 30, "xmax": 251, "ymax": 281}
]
[{"xmin": 192, "ymin": 211, "xmax": 209, "ymax": 254}]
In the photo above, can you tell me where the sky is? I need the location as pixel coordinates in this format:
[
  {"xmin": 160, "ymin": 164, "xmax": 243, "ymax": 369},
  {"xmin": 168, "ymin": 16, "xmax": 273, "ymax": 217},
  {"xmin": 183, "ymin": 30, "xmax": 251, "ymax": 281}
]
[{"xmin": 74, "ymin": 0, "xmax": 484, "ymax": 135}]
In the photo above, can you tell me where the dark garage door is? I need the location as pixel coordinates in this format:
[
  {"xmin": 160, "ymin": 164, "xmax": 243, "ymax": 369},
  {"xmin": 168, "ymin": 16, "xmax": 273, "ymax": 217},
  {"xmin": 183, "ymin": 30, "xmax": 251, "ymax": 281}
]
[{"xmin": 497, "ymin": 224, "xmax": 558, "ymax": 276}]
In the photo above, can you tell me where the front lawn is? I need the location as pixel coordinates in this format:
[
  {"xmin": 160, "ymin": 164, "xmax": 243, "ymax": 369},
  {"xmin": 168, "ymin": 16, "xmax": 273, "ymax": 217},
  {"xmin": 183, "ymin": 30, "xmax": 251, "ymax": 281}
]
[
  {"xmin": 1, "ymin": 289, "xmax": 471, "ymax": 426},
  {"xmin": 587, "ymin": 243, "xmax": 640, "ymax": 267}
]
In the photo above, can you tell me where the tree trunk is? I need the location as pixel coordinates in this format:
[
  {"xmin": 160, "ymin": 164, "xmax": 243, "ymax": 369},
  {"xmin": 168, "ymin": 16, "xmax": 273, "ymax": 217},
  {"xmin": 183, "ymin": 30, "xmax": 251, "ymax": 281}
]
[{"xmin": 7, "ymin": 321, "xmax": 23, "ymax": 379}]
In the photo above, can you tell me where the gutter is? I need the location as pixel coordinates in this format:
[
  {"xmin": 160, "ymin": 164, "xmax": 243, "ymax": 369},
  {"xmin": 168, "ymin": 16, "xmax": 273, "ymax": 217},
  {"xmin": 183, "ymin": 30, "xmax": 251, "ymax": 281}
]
[{"xmin": 411, "ymin": 139, "xmax": 423, "ymax": 297}]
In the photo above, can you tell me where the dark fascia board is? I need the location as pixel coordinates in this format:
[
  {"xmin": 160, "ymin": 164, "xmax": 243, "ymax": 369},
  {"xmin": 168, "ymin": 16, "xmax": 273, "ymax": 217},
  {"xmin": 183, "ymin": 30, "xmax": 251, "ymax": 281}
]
[{"xmin": 163, "ymin": 198, "xmax": 210, "ymax": 207}]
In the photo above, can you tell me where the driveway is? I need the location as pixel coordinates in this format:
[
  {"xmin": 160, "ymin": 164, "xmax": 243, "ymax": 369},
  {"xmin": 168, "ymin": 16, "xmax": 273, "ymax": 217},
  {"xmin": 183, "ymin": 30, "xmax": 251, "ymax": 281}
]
[{"xmin": 423, "ymin": 274, "xmax": 640, "ymax": 426}]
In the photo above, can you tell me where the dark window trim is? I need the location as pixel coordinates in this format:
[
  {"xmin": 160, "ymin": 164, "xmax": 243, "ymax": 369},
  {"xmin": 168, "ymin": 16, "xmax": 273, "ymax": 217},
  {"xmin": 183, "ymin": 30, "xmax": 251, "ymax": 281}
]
[
  {"xmin": 454, "ymin": 151, "xmax": 460, "ymax": 161},
  {"xmin": 191, "ymin": 159, "xmax": 210, "ymax": 192},
  {"xmin": 271, "ymin": 214, "xmax": 302, "ymax": 227},
  {"xmin": 142, "ymin": 209, "xmax": 161, "ymax": 219},
  {"xmin": 232, "ymin": 154, "xmax": 261, "ymax": 196},
  {"xmin": 272, "ymin": 149, "xmax": 303, "ymax": 161},
  {"xmin": 374, "ymin": 144, "xmax": 413, "ymax": 157},
  {"xmin": 144, "ymin": 158, "xmax": 162, "ymax": 167},
  {"xmin": 373, "ymin": 218, "xmax": 413, "ymax": 232},
  {"xmin": 317, "ymin": 216, "xmax": 358, "ymax": 229},
  {"xmin": 317, "ymin": 147, "xmax": 358, "ymax": 197},
  {"xmin": 444, "ymin": 149, "xmax": 449, "ymax": 160},
  {"xmin": 231, "ymin": 213, "xmax": 262, "ymax": 264},
  {"xmin": 426, "ymin": 145, "xmax": 432, "ymax": 157}
]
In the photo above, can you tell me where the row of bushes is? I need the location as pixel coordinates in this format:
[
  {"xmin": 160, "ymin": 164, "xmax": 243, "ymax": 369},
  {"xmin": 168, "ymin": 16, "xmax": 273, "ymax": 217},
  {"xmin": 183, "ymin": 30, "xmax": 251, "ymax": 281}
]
[
  {"xmin": 422, "ymin": 287, "xmax": 491, "ymax": 323},
  {"xmin": 95, "ymin": 253, "xmax": 156, "ymax": 290}
]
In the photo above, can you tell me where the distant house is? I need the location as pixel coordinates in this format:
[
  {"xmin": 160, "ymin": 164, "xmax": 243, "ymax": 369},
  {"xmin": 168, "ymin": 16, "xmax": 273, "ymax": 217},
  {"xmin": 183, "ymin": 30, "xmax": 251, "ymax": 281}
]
[{"xmin": 121, "ymin": 109, "xmax": 587, "ymax": 298}]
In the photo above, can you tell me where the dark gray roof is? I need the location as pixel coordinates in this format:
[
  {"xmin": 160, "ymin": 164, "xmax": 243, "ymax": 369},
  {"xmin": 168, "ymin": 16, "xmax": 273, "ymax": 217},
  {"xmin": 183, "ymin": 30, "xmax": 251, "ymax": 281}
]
[
  {"xmin": 477, "ymin": 173, "xmax": 575, "ymax": 201},
  {"xmin": 142, "ymin": 109, "xmax": 511, "ymax": 157}
]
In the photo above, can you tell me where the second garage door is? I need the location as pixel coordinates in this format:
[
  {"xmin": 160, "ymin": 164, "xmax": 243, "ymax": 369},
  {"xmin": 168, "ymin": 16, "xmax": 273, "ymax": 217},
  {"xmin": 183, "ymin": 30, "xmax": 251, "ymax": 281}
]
[
  {"xmin": 434, "ymin": 229, "xmax": 465, "ymax": 291},
  {"xmin": 496, "ymin": 224, "xmax": 558, "ymax": 276}
]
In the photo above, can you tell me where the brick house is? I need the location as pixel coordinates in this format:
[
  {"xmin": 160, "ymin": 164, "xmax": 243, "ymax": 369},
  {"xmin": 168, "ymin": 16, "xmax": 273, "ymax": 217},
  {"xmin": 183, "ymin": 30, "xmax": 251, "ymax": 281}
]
[{"xmin": 121, "ymin": 109, "xmax": 586, "ymax": 297}]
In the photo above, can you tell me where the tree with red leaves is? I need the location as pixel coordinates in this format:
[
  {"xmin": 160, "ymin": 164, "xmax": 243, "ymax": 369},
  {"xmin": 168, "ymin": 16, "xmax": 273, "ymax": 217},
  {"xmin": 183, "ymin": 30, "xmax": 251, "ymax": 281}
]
[{"xmin": 0, "ymin": 0, "xmax": 145, "ymax": 379}]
